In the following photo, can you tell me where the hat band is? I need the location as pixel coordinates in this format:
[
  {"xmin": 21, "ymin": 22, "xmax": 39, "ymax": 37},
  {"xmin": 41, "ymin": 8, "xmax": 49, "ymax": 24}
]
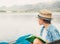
[{"xmin": 38, "ymin": 15, "xmax": 52, "ymax": 20}]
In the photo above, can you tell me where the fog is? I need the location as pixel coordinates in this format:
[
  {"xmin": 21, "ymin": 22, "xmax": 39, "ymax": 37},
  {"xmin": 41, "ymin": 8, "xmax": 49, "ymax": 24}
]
[{"xmin": 0, "ymin": 12, "xmax": 60, "ymax": 42}]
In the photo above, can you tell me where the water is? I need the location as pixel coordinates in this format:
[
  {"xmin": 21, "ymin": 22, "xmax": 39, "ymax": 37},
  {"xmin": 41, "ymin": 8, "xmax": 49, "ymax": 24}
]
[{"xmin": 0, "ymin": 12, "xmax": 60, "ymax": 42}]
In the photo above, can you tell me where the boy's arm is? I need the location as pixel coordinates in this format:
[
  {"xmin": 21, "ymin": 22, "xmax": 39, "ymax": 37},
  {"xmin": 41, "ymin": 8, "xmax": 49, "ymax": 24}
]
[
  {"xmin": 46, "ymin": 29, "xmax": 60, "ymax": 43},
  {"xmin": 33, "ymin": 38, "xmax": 44, "ymax": 44}
]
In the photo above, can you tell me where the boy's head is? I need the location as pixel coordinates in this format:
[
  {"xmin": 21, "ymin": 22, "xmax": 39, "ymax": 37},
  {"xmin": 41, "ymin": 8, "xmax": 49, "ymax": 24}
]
[{"xmin": 38, "ymin": 9, "xmax": 52, "ymax": 25}]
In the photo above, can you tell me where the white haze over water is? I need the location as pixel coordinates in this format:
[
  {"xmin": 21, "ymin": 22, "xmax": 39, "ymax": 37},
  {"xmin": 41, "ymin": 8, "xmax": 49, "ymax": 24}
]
[{"xmin": 0, "ymin": 12, "xmax": 60, "ymax": 42}]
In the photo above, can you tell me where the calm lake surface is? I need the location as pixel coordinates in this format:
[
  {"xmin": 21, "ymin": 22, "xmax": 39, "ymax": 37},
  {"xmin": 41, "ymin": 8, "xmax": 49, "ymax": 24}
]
[{"xmin": 0, "ymin": 12, "xmax": 60, "ymax": 42}]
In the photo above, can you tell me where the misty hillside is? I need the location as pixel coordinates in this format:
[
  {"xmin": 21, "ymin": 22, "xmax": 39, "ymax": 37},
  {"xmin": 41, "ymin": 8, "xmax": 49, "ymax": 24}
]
[{"xmin": 0, "ymin": 1, "xmax": 60, "ymax": 12}]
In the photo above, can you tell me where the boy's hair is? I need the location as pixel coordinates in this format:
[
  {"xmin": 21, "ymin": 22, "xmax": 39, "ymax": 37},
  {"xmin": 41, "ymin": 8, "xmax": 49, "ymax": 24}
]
[{"xmin": 43, "ymin": 19, "xmax": 51, "ymax": 24}]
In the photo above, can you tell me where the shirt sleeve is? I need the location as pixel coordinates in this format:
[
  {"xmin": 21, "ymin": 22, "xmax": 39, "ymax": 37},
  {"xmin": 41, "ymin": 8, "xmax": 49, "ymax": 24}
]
[
  {"xmin": 51, "ymin": 29, "xmax": 60, "ymax": 41},
  {"xmin": 46, "ymin": 29, "xmax": 60, "ymax": 42}
]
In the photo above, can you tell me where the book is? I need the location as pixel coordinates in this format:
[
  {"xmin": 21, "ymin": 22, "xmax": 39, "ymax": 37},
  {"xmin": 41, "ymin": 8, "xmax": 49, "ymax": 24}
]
[{"xmin": 26, "ymin": 35, "xmax": 46, "ymax": 43}]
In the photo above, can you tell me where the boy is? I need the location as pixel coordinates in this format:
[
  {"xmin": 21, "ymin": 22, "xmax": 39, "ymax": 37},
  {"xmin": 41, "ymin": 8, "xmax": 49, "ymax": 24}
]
[{"xmin": 33, "ymin": 9, "xmax": 60, "ymax": 44}]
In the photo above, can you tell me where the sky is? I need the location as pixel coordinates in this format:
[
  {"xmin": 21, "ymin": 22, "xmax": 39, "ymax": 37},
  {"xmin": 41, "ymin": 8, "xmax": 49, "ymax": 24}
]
[{"xmin": 0, "ymin": 0, "xmax": 59, "ymax": 7}]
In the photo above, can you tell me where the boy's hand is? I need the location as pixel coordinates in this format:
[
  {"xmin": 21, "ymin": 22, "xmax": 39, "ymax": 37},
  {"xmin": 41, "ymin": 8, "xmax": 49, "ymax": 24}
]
[{"xmin": 33, "ymin": 38, "xmax": 43, "ymax": 44}]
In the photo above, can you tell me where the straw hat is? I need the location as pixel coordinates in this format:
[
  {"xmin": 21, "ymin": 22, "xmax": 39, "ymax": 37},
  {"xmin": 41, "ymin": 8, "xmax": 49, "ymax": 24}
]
[{"xmin": 38, "ymin": 9, "xmax": 52, "ymax": 20}]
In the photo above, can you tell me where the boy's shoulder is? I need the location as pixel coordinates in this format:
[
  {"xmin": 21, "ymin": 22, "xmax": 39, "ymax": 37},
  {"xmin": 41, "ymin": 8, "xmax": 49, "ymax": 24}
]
[{"xmin": 47, "ymin": 24, "xmax": 58, "ymax": 32}]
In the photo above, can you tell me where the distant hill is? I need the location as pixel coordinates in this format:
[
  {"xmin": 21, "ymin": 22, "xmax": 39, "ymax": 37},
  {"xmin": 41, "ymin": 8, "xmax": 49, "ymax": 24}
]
[{"xmin": 0, "ymin": 1, "xmax": 60, "ymax": 12}]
